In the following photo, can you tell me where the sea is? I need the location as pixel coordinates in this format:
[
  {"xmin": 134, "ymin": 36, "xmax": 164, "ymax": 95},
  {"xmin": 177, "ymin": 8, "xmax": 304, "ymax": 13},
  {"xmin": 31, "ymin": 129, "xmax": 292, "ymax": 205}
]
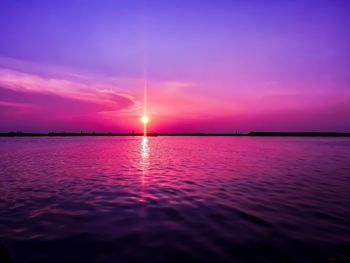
[{"xmin": 0, "ymin": 136, "xmax": 350, "ymax": 263}]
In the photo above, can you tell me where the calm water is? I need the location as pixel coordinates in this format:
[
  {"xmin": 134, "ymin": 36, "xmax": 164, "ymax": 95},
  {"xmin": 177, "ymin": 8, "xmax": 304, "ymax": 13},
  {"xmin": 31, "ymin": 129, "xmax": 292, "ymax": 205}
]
[{"xmin": 0, "ymin": 136, "xmax": 350, "ymax": 263}]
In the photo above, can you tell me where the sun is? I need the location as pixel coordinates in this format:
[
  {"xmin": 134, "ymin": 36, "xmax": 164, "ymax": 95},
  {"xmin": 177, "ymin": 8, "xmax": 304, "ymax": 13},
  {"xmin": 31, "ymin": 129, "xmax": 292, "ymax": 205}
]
[{"xmin": 141, "ymin": 115, "xmax": 149, "ymax": 124}]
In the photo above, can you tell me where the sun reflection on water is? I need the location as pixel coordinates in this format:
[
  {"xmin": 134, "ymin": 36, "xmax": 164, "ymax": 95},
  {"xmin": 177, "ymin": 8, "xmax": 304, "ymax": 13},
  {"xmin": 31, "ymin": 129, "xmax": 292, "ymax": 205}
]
[
  {"xmin": 141, "ymin": 136, "xmax": 149, "ymax": 161},
  {"xmin": 139, "ymin": 137, "xmax": 150, "ymax": 203}
]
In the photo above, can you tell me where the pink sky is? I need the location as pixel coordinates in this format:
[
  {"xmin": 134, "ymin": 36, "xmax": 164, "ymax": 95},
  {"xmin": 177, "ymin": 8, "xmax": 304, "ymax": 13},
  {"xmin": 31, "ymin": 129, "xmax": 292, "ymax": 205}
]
[{"xmin": 1, "ymin": 58, "xmax": 349, "ymax": 133}]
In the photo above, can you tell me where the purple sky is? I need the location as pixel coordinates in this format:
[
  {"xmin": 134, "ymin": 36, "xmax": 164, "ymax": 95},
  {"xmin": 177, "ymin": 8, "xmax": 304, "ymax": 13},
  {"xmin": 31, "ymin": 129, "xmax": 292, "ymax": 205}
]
[{"xmin": 0, "ymin": 0, "xmax": 350, "ymax": 132}]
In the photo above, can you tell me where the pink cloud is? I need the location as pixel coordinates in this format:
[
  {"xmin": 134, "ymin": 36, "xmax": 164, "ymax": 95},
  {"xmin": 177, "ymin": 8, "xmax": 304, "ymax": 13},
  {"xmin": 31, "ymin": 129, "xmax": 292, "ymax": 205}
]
[
  {"xmin": 0, "ymin": 60, "xmax": 143, "ymax": 132},
  {"xmin": 0, "ymin": 101, "xmax": 33, "ymax": 110},
  {"xmin": 0, "ymin": 68, "xmax": 136, "ymax": 110}
]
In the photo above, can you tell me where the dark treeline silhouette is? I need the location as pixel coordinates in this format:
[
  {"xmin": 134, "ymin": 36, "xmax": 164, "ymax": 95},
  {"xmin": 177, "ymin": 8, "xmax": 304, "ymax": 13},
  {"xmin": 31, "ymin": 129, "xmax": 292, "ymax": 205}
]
[
  {"xmin": 248, "ymin": 132, "xmax": 350, "ymax": 137},
  {"xmin": 1, "ymin": 131, "xmax": 350, "ymax": 137}
]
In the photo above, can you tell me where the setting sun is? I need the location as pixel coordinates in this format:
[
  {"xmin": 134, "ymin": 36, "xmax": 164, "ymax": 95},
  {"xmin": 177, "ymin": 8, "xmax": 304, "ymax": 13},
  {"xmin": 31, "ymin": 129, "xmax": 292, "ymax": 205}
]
[{"xmin": 141, "ymin": 115, "xmax": 149, "ymax": 124}]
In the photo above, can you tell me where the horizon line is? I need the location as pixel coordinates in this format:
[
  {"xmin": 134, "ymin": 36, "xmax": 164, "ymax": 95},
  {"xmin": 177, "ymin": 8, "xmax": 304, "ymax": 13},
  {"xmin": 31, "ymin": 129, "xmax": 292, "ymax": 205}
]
[{"xmin": 1, "ymin": 131, "xmax": 350, "ymax": 137}]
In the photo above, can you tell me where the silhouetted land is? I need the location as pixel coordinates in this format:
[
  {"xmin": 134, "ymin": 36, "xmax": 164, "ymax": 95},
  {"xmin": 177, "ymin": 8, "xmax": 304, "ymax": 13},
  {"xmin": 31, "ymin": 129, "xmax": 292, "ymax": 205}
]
[
  {"xmin": 248, "ymin": 132, "xmax": 350, "ymax": 137},
  {"xmin": 1, "ymin": 132, "xmax": 350, "ymax": 137}
]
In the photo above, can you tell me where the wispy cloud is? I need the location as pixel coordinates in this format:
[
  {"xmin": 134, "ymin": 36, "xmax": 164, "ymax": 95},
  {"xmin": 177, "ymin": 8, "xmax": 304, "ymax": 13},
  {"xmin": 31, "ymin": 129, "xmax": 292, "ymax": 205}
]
[
  {"xmin": 0, "ymin": 101, "xmax": 34, "ymax": 111},
  {"xmin": 0, "ymin": 68, "xmax": 137, "ymax": 111}
]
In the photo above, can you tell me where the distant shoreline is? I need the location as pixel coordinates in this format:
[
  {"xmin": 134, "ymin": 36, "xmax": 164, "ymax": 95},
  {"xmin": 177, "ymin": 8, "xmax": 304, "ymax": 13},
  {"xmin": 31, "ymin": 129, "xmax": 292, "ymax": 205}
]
[{"xmin": 1, "ymin": 132, "xmax": 350, "ymax": 137}]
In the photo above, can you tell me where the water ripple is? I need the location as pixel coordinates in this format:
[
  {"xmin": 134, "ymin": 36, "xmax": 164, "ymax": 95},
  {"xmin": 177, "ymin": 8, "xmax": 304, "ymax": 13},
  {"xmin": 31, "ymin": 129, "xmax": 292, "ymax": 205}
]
[{"xmin": 0, "ymin": 136, "xmax": 350, "ymax": 262}]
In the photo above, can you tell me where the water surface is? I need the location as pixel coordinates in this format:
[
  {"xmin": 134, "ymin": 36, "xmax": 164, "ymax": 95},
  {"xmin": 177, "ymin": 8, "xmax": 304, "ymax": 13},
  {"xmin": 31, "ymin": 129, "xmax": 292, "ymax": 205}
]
[{"xmin": 0, "ymin": 137, "xmax": 350, "ymax": 262}]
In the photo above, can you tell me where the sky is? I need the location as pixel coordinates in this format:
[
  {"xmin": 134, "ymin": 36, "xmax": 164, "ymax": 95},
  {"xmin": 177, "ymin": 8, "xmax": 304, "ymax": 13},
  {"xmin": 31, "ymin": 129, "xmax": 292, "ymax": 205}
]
[{"xmin": 0, "ymin": 0, "xmax": 349, "ymax": 133}]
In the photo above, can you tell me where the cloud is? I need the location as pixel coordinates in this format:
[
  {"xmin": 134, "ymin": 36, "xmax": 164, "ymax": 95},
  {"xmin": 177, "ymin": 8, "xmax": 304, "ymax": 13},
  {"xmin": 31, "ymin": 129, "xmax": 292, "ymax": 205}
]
[
  {"xmin": 0, "ymin": 68, "xmax": 137, "ymax": 112},
  {"xmin": 0, "ymin": 100, "xmax": 34, "ymax": 114},
  {"xmin": 0, "ymin": 57, "xmax": 143, "ymax": 132}
]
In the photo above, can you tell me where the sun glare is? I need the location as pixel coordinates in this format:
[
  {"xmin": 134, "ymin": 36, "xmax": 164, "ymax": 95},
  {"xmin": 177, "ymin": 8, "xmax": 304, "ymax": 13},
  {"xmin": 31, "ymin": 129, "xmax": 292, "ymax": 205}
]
[{"xmin": 141, "ymin": 115, "xmax": 149, "ymax": 124}]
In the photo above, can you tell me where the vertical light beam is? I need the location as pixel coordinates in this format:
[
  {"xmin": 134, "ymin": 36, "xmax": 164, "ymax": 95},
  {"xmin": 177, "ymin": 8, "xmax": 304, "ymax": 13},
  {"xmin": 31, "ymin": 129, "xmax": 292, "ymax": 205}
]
[
  {"xmin": 143, "ymin": 69, "xmax": 148, "ymax": 137},
  {"xmin": 141, "ymin": 11, "xmax": 149, "ymax": 137}
]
